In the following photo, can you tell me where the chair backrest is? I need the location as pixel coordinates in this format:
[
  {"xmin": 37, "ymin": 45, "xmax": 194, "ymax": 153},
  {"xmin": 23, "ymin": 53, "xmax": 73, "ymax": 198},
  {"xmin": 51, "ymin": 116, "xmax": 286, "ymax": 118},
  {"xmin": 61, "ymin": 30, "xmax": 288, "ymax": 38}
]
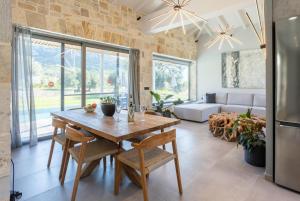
[
  {"xmin": 133, "ymin": 129, "xmax": 176, "ymax": 150},
  {"xmin": 65, "ymin": 126, "xmax": 94, "ymax": 143},
  {"xmin": 52, "ymin": 118, "xmax": 66, "ymax": 129}
]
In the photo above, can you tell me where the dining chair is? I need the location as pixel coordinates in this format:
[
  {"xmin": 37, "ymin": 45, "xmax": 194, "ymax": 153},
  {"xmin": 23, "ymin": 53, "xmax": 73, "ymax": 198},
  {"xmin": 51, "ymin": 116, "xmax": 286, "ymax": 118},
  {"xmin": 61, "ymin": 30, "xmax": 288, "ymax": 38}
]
[
  {"xmin": 47, "ymin": 118, "xmax": 67, "ymax": 168},
  {"xmin": 60, "ymin": 126, "xmax": 119, "ymax": 201},
  {"xmin": 67, "ymin": 107, "xmax": 110, "ymax": 167},
  {"xmin": 114, "ymin": 129, "xmax": 183, "ymax": 201},
  {"xmin": 126, "ymin": 111, "xmax": 166, "ymax": 150}
]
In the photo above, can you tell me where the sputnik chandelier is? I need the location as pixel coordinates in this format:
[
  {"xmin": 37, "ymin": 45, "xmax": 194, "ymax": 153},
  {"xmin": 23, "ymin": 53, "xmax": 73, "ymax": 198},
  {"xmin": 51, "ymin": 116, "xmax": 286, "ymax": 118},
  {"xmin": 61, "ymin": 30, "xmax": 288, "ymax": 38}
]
[
  {"xmin": 205, "ymin": 25, "xmax": 243, "ymax": 50},
  {"xmin": 146, "ymin": 0, "xmax": 207, "ymax": 34}
]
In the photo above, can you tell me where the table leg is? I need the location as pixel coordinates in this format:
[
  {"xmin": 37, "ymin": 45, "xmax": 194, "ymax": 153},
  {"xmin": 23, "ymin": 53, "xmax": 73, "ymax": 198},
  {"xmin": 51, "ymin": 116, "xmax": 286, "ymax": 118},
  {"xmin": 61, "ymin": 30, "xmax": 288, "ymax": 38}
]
[{"xmin": 122, "ymin": 164, "xmax": 142, "ymax": 188}]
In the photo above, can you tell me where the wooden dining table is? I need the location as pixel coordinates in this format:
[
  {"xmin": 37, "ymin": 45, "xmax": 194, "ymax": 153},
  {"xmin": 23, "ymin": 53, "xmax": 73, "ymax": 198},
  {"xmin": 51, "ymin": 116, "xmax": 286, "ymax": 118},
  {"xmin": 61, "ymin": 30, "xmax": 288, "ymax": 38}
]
[{"xmin": 51, "ymin": 109, "xmax": 180, "ymax": 187}]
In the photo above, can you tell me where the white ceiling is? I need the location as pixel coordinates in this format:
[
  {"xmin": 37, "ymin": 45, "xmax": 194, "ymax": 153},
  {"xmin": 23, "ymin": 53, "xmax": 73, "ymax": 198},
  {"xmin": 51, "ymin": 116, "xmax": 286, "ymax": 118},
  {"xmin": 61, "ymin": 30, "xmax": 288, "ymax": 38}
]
[{"xmin": 113, "ymin": 0, "xmax": 263, "ymax": 39}]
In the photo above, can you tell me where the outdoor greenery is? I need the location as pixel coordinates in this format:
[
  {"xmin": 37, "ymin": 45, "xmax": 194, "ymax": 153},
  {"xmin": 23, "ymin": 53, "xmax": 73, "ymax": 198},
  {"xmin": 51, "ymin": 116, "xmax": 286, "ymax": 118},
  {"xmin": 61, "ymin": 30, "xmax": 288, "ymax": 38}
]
[
  {"xmin": 233, "ymin": 109, "xmax": 266, "ymax": 152},
  {"xmin": 153, "ymin": 60, "xmax": 189, "ymax": 101}
]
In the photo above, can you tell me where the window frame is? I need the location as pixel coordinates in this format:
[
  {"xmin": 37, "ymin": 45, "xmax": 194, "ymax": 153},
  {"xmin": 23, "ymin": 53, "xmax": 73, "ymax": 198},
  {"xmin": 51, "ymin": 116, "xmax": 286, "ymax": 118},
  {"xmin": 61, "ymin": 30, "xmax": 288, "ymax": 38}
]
[
  {"xmin": 32, "ymin": 31, "xmax": 130, "ymax": 111},
  {"xmin": 27, "ymin": 28, "xmax": 130, "ymax": 140},
  {"xmin": 152, "ymin": 54, "xmax": 192, "ymax": 102}
]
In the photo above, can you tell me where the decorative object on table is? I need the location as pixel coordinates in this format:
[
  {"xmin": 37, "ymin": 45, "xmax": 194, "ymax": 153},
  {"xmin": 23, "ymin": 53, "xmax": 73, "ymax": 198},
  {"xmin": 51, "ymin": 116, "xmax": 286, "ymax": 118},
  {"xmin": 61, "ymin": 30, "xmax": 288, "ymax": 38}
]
[
  {"xmin": 83, "ymin": 103, "xmax": 97, "ymax": 113},
  {"xmin": 150, "ymin": 90, "xmax": 178, "ymax": 118},
  {"xmin": 222, "ymin": 49, "xmax": 266, "ymax": 89},
  {"xmin": 232, "ymin": 109, "xmax": 266, "ymax": 167},
  {"xmin": 145, "ymin": 0, "xmax": 207, "ymax": 35},
  {"xmin": 100, "ymin": 96, "xmax": 116, "ymax": 116},
  {"xmin": 128, "ymin": 94, "xmax": 135, "ymax": 122}
]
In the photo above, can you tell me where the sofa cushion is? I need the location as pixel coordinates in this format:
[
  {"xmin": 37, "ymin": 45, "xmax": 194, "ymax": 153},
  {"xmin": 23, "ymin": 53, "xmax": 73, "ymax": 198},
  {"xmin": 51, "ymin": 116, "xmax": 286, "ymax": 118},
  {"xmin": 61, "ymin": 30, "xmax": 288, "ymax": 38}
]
[
  {"xmin": 221, "ymin": 105, "xmax": 250, "ymax": 114},
  {"xmin": 251, "ymin": 107, "xmax": 266, "ymax": 117},
  {"xmin": 206, "ymin": 93, "xmax": 216, "ymax": 103},
  {"xmin": 174, "ymin": 103, "xmax": 221, "ymax": 122},
  {"xmin": 227, "ymin": 93, "xmax": 253, "ymax": 106},
  {"xmin": 253, "ymin": 94, "xmax": 266, "ymax": 107},
  {"xmin": 216, "ymin": 93, "xmax": 227, "ymax": 104}
]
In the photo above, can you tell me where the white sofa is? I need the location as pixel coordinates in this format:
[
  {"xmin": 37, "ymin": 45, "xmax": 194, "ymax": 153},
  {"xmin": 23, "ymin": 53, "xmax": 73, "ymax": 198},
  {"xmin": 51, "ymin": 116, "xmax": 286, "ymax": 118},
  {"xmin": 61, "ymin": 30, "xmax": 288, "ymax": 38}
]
[{"xmin": 174, "ymin": 93, "xmax": 266, "ymax": 122}]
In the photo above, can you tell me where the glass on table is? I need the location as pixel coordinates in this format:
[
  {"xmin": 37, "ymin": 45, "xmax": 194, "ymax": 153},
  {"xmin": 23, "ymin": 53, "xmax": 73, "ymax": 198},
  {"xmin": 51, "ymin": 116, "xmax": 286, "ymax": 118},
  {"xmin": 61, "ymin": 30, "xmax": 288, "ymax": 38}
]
[
  {"xmin": 140, "ymin": 105, "xmax": 147, "ymax": 121},
  {"xmin": 115, "ymin": 104, "xmax": 122, "ymax": 122}
]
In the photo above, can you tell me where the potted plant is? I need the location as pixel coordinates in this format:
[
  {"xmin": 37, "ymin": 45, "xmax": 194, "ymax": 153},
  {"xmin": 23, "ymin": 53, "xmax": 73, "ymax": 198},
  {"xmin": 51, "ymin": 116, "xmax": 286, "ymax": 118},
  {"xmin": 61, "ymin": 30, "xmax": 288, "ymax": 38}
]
[
  {"xmin": 150, "ymin": 91, "xmax": 179, "ymax": 118},
  {"xmin": 100, "ymin": 96, "xmax": 116, "ymax": 116},
  {"xmin": 233, "ymin": 109, "xmax": 266, "ymax": 167}
]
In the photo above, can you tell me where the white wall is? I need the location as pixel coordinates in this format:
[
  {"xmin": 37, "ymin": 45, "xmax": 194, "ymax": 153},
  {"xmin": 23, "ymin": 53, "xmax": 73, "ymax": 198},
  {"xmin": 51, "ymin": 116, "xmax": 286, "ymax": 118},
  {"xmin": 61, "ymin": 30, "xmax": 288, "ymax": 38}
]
[{"xmin": 196, "ymin": 26, "xmax": 266, "ymax": 100}]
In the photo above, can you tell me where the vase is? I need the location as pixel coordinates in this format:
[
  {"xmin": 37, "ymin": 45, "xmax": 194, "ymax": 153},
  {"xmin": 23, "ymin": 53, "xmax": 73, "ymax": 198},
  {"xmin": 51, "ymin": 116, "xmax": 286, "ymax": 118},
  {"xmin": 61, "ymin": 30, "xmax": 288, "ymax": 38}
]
[
  {"xmin": 244, "ymin": 146, "xmax": 265, "ymax": 167},
  {"xmin": 101, "ymin": 104, "xmax": 116, "ymax": 116}
]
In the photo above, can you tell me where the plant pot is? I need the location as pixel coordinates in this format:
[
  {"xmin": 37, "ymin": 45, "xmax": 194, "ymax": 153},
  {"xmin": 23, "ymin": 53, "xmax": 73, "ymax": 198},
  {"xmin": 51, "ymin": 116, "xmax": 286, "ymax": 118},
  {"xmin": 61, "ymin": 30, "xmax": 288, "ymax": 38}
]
[
  {"xmin": 101, "ymin": 104, "xmax": 116, "ymax": 116},
  {"xmin": 244, "ymin": 146, "xmax": 265, "ymax": 167}
]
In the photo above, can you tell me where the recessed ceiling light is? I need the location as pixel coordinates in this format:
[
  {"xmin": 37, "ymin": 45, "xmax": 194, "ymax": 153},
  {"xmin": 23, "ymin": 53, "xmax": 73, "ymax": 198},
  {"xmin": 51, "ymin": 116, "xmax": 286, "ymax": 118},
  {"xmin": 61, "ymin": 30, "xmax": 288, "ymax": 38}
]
[{"xmin": 289, "ymin": 16, "xmax": 298, "ymax": 21}]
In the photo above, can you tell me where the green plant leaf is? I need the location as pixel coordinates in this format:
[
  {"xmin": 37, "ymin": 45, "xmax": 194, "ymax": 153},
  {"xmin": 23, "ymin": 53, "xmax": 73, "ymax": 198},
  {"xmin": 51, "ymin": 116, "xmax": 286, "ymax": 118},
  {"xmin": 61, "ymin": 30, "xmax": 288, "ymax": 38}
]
[
  {"xmin": 164, "ymin": 94, "xmax": 173, "ymax": 101},
  {"xmin": 150, "ymin": 91, "xmax": 161, "ymax": 102}
]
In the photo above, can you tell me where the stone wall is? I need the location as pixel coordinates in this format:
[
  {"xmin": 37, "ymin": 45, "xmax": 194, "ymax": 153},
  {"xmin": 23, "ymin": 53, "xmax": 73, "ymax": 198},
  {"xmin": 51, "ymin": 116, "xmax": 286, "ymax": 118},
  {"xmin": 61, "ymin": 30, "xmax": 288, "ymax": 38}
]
[
  {"xmin": 12, "ymin": 0, "xmax": 198, "ymax": 106},
  {"xmin": 0, "ymin": 0, "xmax": 12, "ymax": 200}
]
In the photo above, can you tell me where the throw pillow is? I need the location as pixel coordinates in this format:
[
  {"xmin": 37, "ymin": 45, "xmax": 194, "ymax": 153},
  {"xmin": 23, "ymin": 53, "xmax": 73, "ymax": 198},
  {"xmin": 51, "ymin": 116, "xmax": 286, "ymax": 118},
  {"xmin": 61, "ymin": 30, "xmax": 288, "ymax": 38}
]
[{"xmin": 206, "ymin": 93, "xmax": 216, "ymax": 103}]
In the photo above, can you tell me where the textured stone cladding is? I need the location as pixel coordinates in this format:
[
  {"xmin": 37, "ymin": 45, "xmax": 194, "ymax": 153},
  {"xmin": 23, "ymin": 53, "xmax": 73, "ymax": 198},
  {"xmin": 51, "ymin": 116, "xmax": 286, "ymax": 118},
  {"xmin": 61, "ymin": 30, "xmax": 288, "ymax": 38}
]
[{"xmin": 12, "ymin": 0, "xmax": 198, "ymax": 107}]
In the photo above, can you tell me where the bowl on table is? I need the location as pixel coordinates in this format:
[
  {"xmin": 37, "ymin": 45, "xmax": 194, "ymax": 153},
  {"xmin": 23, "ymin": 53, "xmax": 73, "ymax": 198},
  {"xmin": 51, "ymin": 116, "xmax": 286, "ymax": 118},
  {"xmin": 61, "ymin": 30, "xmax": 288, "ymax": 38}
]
[{"xmin": 84, "ymin": 103, "xmax": 97, "ymax": 113}]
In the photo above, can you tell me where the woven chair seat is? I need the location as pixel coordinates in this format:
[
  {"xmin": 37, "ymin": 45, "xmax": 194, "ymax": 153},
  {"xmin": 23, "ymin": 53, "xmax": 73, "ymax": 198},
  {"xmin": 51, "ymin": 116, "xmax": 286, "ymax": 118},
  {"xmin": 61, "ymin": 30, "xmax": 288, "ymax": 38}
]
[
  {"xmin": 69, "ymin": 140, "xmax": 119, "ymax": 163},
  {"xmin": 118, "ymin": 147, "xmax": 175, "ymax": 173}
]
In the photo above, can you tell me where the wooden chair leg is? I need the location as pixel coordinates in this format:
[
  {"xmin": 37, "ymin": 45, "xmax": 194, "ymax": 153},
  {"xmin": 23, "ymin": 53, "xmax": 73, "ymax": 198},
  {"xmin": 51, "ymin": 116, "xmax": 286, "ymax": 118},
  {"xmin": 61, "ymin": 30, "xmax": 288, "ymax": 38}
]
[
  {"xmin": 60, "ymin": 152, "xmax": 70, "ymax": 185},
  {"xmin": 174, "ymin": 157, "xmax": 183, "ymax": 194},
  {"xmin": 140, "ymin": 168, "xmax": 149, "ymax": 201},
  {"xmin": 71, "ymin": 161, "xmax": 83, "ymax": 201},
  {"xmin": 172, "ymin": 139, "xmax": 183, "ymax": 195},
  {"xmin": 114, "ymin": 158, "xmax": 122, "ymax": 195},
  {"xmin": 47, "ymin": 138, "xmax": 56, "ymax": 168}
]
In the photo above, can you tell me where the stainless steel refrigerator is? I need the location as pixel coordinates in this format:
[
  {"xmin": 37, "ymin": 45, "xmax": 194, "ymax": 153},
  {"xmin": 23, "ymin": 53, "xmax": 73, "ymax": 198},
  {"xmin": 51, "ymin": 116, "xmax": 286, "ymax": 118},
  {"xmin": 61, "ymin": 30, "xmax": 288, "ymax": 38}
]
[{"xmin": 275, "ymin": 15, "xmax": 300, "ymax": 192}]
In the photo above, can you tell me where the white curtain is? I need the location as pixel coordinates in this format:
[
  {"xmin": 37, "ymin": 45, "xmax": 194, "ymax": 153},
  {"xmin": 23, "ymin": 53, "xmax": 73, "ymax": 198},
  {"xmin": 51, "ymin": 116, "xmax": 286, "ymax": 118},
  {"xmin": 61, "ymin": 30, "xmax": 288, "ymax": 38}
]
[
  {"xmin": 128, "ymin": 49, "xmax": 140, "ymax": 111},
  {"xmin": 11, "ymin": 27, "xmax": 37, "ymax": 148}
]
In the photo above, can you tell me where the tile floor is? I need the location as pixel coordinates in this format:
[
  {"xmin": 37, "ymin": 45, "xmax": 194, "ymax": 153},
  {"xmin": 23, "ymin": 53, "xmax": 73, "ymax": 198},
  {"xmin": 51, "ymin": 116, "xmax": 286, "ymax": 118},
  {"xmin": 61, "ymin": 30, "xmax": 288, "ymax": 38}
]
[{"xmin": 12, "ymin": 121, "xmax": 300, "ymax": 201}]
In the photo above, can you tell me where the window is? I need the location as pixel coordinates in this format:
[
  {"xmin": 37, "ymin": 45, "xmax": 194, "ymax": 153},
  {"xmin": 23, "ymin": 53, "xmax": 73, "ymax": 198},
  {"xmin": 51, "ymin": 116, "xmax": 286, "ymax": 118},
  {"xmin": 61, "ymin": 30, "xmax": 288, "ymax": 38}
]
[
  {"xmin": 29, "ymin": 36, "xmax": 129, "ymax": 139},
  {"xmin": 153, "ymin": 55, "xmax": 191, "ymax": 101}
]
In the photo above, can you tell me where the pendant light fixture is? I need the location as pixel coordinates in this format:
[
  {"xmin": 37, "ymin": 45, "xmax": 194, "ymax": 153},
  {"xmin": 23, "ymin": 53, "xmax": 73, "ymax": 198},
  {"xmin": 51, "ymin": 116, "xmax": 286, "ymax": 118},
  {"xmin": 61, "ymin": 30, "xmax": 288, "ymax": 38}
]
[
  {"xmin": 205, "ymin": 25, "xmax": 243, "ymax": 50},
  {"xmin": 146, "ymin": 0, "xmax": 207, "ymax": 34},
  {"xmin": 245, "ymin": 0, "xmax": 266, "ymax": 49}
]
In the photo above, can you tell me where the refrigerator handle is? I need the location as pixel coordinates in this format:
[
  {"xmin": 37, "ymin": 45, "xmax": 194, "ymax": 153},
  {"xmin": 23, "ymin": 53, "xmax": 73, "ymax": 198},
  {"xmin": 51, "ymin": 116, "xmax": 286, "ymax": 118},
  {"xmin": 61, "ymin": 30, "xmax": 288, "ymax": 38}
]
[{"xmin": 277, "ymin": 121, "xmax": 300, "ymax": 128}]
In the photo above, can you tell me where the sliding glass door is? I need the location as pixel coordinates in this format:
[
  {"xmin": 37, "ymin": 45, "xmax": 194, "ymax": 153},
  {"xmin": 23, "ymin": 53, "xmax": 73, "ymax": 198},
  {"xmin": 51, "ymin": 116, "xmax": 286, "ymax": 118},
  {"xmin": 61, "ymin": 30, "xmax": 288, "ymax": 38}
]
[
  {"xmin": 86, "ymin": 47, "xmax": 129, "ymax": 107},
  {"xmin": 27, "ymin": 36, "xmax": 129, "ymax": 139},
  {"xmin": 64, "ymin": 44, "xmax": 82, "ymax": 110},
  {"xmin": 31, "ymin": 38, "xmax": 61, "ymax": 138}
]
